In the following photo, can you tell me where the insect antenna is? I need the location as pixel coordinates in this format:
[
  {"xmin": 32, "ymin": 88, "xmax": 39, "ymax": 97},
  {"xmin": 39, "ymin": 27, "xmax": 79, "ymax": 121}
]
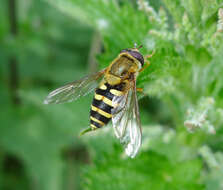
[
  {"xmin": 133, "ymin": 43, "xmax": 143, "ymax": 50},
  {"xmin": 134, "ymin": 42, "xmax": 138, "ymax": 48},
  {"xmin": 137, "ymin": 44, "xmax": 143, "ymax": 49}
]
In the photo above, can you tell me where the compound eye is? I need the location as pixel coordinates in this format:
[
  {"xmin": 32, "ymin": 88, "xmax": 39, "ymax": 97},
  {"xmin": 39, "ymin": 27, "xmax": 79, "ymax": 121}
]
[{"xmin": 129, "ymin": 51, "xmax": 144, "ymax": 66}]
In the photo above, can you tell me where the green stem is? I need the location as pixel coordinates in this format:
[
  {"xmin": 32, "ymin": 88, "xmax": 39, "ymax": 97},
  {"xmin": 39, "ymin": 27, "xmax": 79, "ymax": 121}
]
[{"xmin": 8, "ymin": 0, "xmax": 20, "ymax": 105}]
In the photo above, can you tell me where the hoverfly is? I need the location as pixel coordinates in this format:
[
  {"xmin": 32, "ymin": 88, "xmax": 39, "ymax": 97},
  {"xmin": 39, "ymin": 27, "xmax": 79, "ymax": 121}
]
[{"xmin": 44, "ymin": 44, "xmax": 153, "ymax": 158}]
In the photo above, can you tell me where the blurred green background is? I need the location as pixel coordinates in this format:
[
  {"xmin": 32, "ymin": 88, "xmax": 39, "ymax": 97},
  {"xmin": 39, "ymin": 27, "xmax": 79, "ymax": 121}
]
[{"xmin": 1, "ymin": 0, "xmax": 223, "ymax": 190}]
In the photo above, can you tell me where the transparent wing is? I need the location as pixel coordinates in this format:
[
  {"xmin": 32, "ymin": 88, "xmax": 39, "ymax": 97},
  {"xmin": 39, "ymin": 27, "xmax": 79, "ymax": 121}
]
[
  {"xmin": 44, "ymin": 69, "xmax": 106, "ymax": 104},
  {"xmin": 111, "ymin": 79, "xmax": 142, "ymax": 158},
  {"xmin": 111, "ymin": 93, "xmax": 129, "ymax": 138}
]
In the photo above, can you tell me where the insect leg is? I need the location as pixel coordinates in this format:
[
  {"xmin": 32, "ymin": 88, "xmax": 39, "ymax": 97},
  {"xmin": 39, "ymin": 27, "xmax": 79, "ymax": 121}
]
[
  {"xmin": 139, "ymin": 60, "xmax": 150, "ymax": 72},
  {"xmin": 136, "ymin": 88, "xmax": 143, "ymax": 92},
  {"xmin": 145, "ymin": 49, "xmax": 155, "ymax": 59},
  {"xmin": 139, "ymin": 50, "xmax": 155, "ymax": 73},
  {"xmin": 136, "ymin": 88, "xmax": 147, "ymax": 99}
]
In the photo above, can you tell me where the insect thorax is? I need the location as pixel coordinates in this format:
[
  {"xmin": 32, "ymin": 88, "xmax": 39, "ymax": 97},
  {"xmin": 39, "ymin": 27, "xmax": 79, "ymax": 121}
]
[{"xmin": 109, "ymin": 54, "xmax": 138, "ymax": 78}]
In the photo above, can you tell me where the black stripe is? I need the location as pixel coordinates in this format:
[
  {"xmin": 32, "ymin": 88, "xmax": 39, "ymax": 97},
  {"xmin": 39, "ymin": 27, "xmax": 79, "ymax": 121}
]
[
  {"xmin": 95, "ymin": 82, "xmax": 125, "ymax": 101},
  {"xmin": 90, "ymin": 110, "xmax": 111, "ymax": 124},
  {"xmin": 105, "ymin": 82, "xmax": 125, "ymax": 91},
  {"xmin": 96, "ymin": 88, "xmax": 114, "ymax": 100},
  {"xmin": 90, "ymin": 120, "xmax": 102, "ymax": 128},
  {"xmin": 92, "ymin": 98, "xmax": 113, "ymax": 113}
]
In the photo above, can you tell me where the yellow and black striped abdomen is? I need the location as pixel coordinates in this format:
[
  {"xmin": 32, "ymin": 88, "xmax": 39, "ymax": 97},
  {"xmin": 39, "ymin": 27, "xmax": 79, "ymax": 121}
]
[{"xmin": 90, "ymin": 82, "xmax": 125, "ymax": 130}]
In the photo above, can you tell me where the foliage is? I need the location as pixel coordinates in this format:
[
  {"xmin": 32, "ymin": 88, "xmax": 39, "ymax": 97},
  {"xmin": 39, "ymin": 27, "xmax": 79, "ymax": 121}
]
[{"xmin": 1, "ymin": 0, "xmax": 223, "ymax": 190}]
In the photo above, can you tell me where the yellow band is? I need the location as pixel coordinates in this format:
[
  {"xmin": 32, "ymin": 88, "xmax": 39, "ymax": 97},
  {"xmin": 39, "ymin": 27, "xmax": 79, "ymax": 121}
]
[
  {"xmin": 90, "ymin": 124, "xmax": 97, "ymax": 129},
  {"xmin": 94, "ymin": 94, "xmax": 114, "ymax": 107},
  {"xmin": 90, "ymin": 116, "xmax": 104, "ymax": 125},
  {"xmin": 99, "ymin": 84, "xmax": 107, "ymax": 90},
  {"xmin": 95, "ymin": 94, "xmax": 103, "ymax": 100},
  {"xmin": 110, "ymin": 89, "xmax": 123, "ymax": 96},
  {"xmin": 91, "ymin": 105, "xmax": 112, "ymax": 118}
]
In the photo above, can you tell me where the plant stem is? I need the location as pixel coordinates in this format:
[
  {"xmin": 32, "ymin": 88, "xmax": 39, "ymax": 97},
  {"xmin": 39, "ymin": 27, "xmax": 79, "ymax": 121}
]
[
  {"xmin": 8, "ymin": 0, "xmax": 20, "ymax": 105},
  {"xmin": 88, "ymin": 31, "xmax": 101, "ymax": 73}
]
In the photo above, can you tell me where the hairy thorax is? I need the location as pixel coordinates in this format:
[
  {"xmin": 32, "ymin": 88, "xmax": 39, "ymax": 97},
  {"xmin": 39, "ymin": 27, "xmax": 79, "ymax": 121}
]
[{"xmin": 105, "ymin": 55, "xmax": 138, "ymax": 85}]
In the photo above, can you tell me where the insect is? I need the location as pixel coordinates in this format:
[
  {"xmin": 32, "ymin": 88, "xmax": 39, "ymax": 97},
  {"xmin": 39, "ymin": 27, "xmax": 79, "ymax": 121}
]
[{"xmin": 44, "ymin": 44, "xmax": 153, "ymax": 158}]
